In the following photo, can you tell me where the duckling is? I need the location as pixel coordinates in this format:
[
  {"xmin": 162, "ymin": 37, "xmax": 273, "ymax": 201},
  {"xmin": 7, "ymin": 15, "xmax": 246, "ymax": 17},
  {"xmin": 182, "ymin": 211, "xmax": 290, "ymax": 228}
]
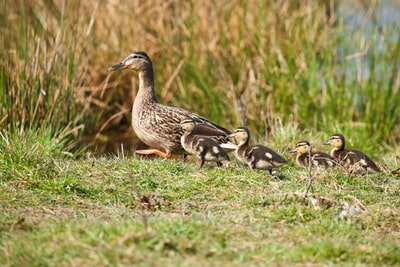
[
  {"xmin": 107, "ymin": 51, "xmax": 234, "ymax": 159},
  {"xmin": 323, "ymin": 133, "xmax": 381, "ymax": 173},
  {"xmin": 289, "ymin": 140, "xmax": 337, "ymax": 168},
  {"xmin": 175, "ymin": 118, "xmax": 230, "ymax": 168},
  {"xmin": 229, "ymin": 127, "xmax": 287, "ymax": 174}
]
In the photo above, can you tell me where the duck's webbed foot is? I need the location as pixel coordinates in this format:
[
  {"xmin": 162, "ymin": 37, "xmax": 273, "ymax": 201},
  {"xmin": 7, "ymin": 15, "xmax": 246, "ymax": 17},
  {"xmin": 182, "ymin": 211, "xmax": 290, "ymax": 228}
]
[{"xmin": 136, "ymin": 149, "xmax": 172, "ymax": 159}]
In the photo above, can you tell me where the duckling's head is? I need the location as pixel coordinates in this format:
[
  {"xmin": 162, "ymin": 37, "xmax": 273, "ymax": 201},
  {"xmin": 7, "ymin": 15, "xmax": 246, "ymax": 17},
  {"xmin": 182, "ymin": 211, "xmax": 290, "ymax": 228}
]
[
  {"xmin": 107, "ymin": 51, "xmax": 152, "ymax": 72},
  {"xmin": 228, "ymin": 127, "xmax": 250, "ymax": 146},
  {"xmin": 177, "ymin": 118, "xmax": 196, "ymax": 134},
  {"xmin": 323, "ymin": 133, "xmax": 345, "ymax": 150},
  {"xmin": 289, "ymin": 140, "xmax": 311, "ymax": 155}
]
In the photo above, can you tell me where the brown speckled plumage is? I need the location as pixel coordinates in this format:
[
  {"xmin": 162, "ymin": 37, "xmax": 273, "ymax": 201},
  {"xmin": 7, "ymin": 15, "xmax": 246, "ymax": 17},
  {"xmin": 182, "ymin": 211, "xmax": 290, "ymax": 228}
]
[
  {"xmin": 107, "ymin": 51, "xmax": 232, "ymax": 157},
  {"xmin": 323, "ymin": 134, "xmax": 380, "ymax": 174},
  {"xmin": 229, "ymin": 127, "xmax": 287, "ymax": 174},
  {"xmin": 289, "ymin": 140, "xmax": 337, "ymax": 168}
]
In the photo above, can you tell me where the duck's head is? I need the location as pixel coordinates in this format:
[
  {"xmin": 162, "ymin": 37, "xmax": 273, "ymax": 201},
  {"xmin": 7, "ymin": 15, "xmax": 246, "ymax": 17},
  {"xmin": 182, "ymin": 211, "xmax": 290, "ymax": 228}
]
[
  {"xmin": 175, "ymin": 118, "xmax": 196, "ymax": 134},
  {"xmin": 228, "ymin": 127, "xmax": 250, "ymax": 145},
  {"xmin": 107, "ymin": 51, "xmax": 152, "ymax": 72},
  {"xmin": 289, "ymin": 140, "xmax": 311, "ymax": 155},
  {"xmin": 323, "ymin": 133, "xmax": 345, "ymax": 150}
]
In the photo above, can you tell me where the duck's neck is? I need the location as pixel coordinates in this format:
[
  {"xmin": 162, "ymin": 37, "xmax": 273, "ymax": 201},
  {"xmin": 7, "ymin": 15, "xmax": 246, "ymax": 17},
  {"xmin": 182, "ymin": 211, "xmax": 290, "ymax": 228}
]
[
  {"xmin": 182, "ymin": 131, "xmax": 191, "ymax": 138},
  {"xmin": 330, "ymin": 147, "xmax": 341, "ymax": 157},
  {"xmin": 237, "ymin": 139, "xmax": 249, "ymax": 149},
  {"xmin": 185, "ymin": 128, "xmax": 195, "ymax": 137},
  {"xmin": 297, "ymin": 154, "xmax": 308, "ymax": 166},
  {"xmin": 136, "ymin": 68, "xmax": 158, "ymax": 104}
]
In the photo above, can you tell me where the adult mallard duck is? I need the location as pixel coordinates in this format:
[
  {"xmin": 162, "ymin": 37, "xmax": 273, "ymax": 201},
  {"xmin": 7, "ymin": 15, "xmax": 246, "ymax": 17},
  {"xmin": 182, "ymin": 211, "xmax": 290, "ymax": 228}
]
[
  {"xmin": 175, "ymin": 118, "xmax": 230, "ymax": 168},
  {"xmin": 229, "ymin": 126, "xmax": 287, "ymax": 174},
  {"xmin": 107, "ymin": 51, "xmax": 234, "ymax": 158},
  {"xmin": 289, "ymin": 140, "xmax": 337, "ymax": 168},
  {"xmin": 323, "ymin": 133, "xmax": 381, "ymax": 173}
]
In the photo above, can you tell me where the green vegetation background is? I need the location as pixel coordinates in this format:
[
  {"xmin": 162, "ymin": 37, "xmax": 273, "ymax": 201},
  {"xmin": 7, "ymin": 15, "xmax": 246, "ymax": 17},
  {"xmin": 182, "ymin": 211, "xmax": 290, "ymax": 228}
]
[{"xmin": 1, "ymin": 0, "xmax": 399, "ymax": 266}]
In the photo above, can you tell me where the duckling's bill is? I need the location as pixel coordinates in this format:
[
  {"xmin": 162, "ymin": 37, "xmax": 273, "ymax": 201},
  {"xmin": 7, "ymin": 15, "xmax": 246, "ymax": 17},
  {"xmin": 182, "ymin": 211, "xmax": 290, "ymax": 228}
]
[{"xmin": 323, "ymin": 140, "xmax": 331, "ymax": 145}]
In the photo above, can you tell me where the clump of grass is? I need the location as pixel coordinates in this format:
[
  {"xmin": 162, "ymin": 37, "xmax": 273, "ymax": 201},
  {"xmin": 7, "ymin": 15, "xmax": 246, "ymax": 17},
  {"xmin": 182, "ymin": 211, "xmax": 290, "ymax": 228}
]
[{"xmin": 0, "ymin": 127, "xmax": 77, "ymax": 188}]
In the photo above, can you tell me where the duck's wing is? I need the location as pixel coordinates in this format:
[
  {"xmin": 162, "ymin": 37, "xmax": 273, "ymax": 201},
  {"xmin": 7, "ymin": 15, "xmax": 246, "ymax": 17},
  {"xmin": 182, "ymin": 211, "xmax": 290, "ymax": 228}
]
[
  {"xmin": 251, "ymin": 145, "xmax": 288, "ymax": 164},
  {"xmin": 163, "ymin": 105, "xmax": 229, "ymax": 133},
  {"xmin": 192, "ymin": 120, "xmax": 236, "ymax": 150},
  {"xmin": 166, "ymin": 106, "xmax": 235, "ymax": 147},
  {"xmin": 350, "ymin": 150, "xmax": 381, "ymax": 172},
  {"xmin": 311, "ymin": 151, "xmax": 338, "ymax": 167}
]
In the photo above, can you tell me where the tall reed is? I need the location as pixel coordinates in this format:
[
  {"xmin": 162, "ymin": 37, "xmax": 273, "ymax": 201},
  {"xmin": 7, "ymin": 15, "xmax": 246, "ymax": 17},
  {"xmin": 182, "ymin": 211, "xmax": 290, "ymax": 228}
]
[
  {"xmin": 2, "ymin": 0, "xmax": 399, "ymax": 154},
  {"xmin": 0, "ymin": 1, "xmax": 92, "ymax": 146}
]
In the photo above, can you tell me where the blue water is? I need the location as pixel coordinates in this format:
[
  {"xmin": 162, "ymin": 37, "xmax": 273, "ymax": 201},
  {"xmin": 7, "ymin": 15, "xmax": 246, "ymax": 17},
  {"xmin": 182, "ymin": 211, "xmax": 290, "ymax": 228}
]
[
  {"xmin": 337, "ymin": 1, "xmax": 400, "ymax": 82},
  {"xmin": 341, "ymin": 0, "xmax": 400, "ymax": 26}
]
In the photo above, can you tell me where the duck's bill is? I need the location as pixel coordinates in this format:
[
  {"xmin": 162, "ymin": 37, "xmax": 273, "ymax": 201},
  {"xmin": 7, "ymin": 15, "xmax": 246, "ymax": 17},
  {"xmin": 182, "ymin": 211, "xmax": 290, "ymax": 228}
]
[
  {"xmin": 288, "ymin": 148, "xmax": 297, "ymax": 153},
  {"xmin": 107, "ymin": 62, "xmax": 126, "ymax": 72},
  {"xmin": 323, "ymin": 140, "xmax": 331, "ymax": 145}
]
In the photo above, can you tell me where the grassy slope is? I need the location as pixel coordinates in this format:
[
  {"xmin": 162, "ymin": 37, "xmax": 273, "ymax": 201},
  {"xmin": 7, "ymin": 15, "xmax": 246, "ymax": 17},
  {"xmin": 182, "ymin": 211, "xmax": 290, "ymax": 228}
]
[{"xmin": 1, "ymin": 135, "xmax": 399, "ymax": 266}]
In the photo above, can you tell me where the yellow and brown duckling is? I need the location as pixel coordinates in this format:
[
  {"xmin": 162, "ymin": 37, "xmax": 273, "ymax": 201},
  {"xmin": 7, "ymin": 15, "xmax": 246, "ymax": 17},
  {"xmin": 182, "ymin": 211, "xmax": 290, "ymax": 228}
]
[
  {"xmin": 107, "ymin": 51, "xmax": 234, "ymax": 159},
  {"xmin": 289, "ymin": 140, "xmax": 337, "ymax": 168},
  {"xmin": 229, "ymin": 127, "xmax": 287, "ymax": 175},
  {"xmin": 175, "ymin": 118, "xmax": 230, "ymax": 168},
  {"xmin": 323, "ymin": 133, "xmax": 381, "ymax": 173}
]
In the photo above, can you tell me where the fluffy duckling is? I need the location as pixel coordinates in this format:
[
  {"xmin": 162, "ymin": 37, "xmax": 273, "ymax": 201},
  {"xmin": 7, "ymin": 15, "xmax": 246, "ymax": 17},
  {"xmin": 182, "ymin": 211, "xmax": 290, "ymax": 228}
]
[
  {"xmin": 107, "ymin": 51, "xmax": 233, "ymax": 159},
  {"xmin": 323, "ymin": 133, "xmax": 380, "ymax": 173},
  {"xmin": 229, "ymin": 127, "xmax": 287, "ymax": 174},
  {"xmin": 289, "ymin": 140, "xmax": 337, "ymax": 168},
  {"xmin": 175, "ymin": 118, "xmax": 230, "ymax": 168}
]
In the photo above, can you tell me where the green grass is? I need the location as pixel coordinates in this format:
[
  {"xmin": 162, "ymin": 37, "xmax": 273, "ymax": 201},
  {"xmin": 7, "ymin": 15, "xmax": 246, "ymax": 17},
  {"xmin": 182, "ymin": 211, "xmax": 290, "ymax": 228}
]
[
  {"xmin": 1, "ymin": 131, "xmax": 399, "ymax": 266},
  {"xmin": 1, "ymin": 1, "xmax": 400, "ymax": 266}
]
